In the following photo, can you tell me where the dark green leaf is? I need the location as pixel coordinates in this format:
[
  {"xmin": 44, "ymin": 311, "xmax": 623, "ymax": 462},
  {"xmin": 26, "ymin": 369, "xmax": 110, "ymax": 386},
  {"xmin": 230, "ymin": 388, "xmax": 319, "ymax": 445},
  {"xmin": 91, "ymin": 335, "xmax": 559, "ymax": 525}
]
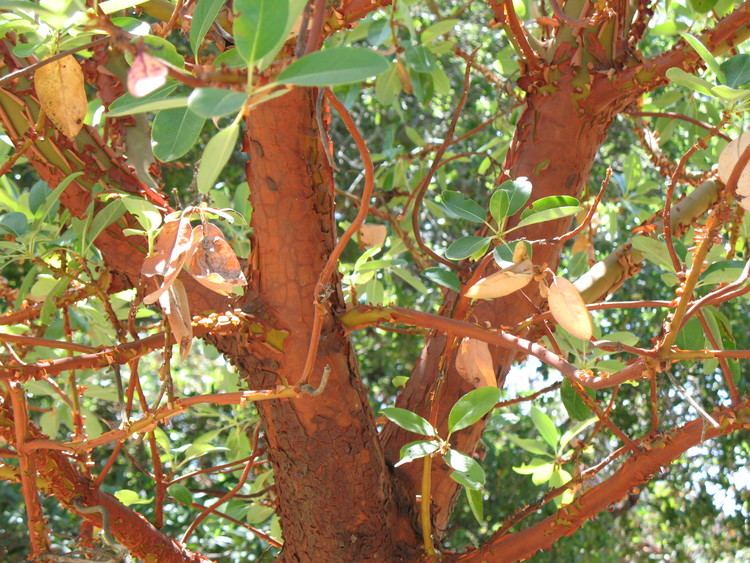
[
  {"xmin": 168, "ymin": 484, "xmax": 193, "ymax": 505},
  {"xmin": 440, "ymin": 191, "xmax": 486, "ymax": 223},
  {"xmin": 445, "ymin": 236, "xmax": 492, "ymax": 261},
  {"xmin": 278, "ymin": 47, "xmax": 389, "ymax": 86},
  {"xmin": 489, "ymin": 189, "xmax": 509, "ymax": 223},
  {"xmin": 107, "ymin": 83, "xmax": 186, "ymax": 117},
  {"xmin": 448, "ymin": 387, "xmax": 501, "ymax": 433},
  {"xmin": 688, "ymin": 0, "xmax": 718, "ymax": 12},
  {"xmin": 496, "ymin": 177, "xmax": 532, "ymax": 216},
  {"xmin": 405, "ymin": 45, "xmax": 437, "ymax": 73},
  {"xmin": 85, "ymin": 200, "xmax": 126, "ymax": 252},
  {"xmin": 381, "ymin": 407, "xmax": 437, "ymax": 436},
  {"xmin": 423, "ymin": 267, "xmax": 460, "ymax": 291},
  {"xmin": 720, "ymin": 54, "xmax": 750, "ymax": 89},
  {"xmin": 0, "ymin": 212, "xmax": 28, "ymax": 236},
  {"xmin": 561, "ymin": 379, "xmax": 595, "ymax": 421},
  {"xmin": 676, "ymin": 317, "xmax": 705, "ymax": 350},
  {"xmin": 465, "ymin": 486, "xmax": 484, "ymax": 523},
  {"xmin": 152, "ymin": 108, "xmax": 206, "ymax": 162}
]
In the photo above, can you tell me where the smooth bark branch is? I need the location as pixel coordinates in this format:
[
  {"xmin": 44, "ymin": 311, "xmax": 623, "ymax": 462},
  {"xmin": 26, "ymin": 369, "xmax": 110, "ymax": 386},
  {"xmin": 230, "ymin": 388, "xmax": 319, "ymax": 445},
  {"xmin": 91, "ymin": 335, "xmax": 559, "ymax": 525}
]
[{"xmin": 458, "ymin": 401, "xmax": 750, "ymax": 563}]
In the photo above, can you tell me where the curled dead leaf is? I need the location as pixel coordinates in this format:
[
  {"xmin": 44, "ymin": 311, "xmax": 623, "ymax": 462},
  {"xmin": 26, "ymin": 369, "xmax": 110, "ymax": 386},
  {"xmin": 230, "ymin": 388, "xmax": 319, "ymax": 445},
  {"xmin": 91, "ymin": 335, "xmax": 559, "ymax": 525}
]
[
  {"xmin": 359, "ymin": 224, "xmax": 387, "ymax": 248},
  {"xmin": 34, "ymin": 55, "xmax": 87, "ymax": 139},
  {"xmin": 547, "ymin": 275, "xmax": 592, "ymax": 341},
  {"xmin": 455, "ymin": 338, "xmax": 497, "ymax": 388},
  {"xmin": 159, "ymin": 278, "xmax": 192, "ymax": 358},
  {"xmin": 127, "ymin": 51, "xmax": 168, "ymax": 98},
  {"xmin": 142, "ymin": 214, "xmax": 194, "ymax": 305},
  {"xmin": 186, "ymin": 223, "xmax": 247, "ymax": 296},
  {"xmin": 718, "ymin": 132, "xmax": 750, "ymax": 196},
  {"xmin": 465, "ymin": 259, "xmax": 534, "ymax": 300}
]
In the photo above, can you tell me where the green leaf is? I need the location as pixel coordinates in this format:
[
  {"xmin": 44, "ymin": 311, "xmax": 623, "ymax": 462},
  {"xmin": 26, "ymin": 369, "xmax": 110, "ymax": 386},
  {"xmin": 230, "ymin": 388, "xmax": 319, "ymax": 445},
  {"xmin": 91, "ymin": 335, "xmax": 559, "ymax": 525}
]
[
  {"xmin": 256, "ymin": 0, "xmax": 306, "ymax": 70},
  {"xmin": 405, "ymin": 45, "xmax": 437, "ymax": 73},
  {"xmin": 680, "ymin": 32, "xmax": 724, "ymax": 83},
  {"xmin": 188, "ymin": 88, "xmax": 247, "ymax": 118},
  {"xmin": 465, "ymin": 486, "xmax": 484, "ymax": 523},
  {"xmin": 168, "ymin": 484, "xmax": 193, "ymax": 505},
  {"xmin": 181, "ymin": 443, "xmax": 229, "ymax": 464},
  {"xmin": 152, "ymin": 108, "xmax": 206, "ymax": 162},
  {"xmin": 278, "ymin": 47, "xmax": 389, "ymax": 87},
  {"xmin": 421, "ymin": 18, "xmax": 459, "ymax": 43},
  {"xmin": 107, "ymin": 84, "xmax": 187, "ymax": 117},
  {"xmin": 0, "ymin": 212, "xmax": 28, "ymax": 236},
  {"xmin": 375, "ymin": 63, "xmax": 402, "ymax": 105},
  {"xmin": 521, "ymin": 195, "xmax": 579, "ymax": 219},
  {"xmin": 530, "ymin": 406, "xmax": 559, "ymax": 448},
  {"xmin": 234, "ymin": 0, "xmax": 288, "ymax": 68},
  {"xmin": 559, "ymin": 417, "xmax": 597, "ymax": 450},
  {"xmin": 121, "ymin": 197, "xmax": 162, "ymax": 232},
  {"xmin": 513, "ymin": 206, "xmax": 581, "ymax": 230},
  {"xmin": 422, "ymin": 267, "xmax": 460, "ymax": 291},
  {"xmin": 688, "ymin": 0, "xmax": 717, "ymax": 12},
  {"xmin": 190, "ymin": 0, "xmax": 226, "ymax": 56},
  {"xmin": 496, "ymin": 177, "xmax": 532, "ymax": 216},
  {"xmin": 560, "ymin": 379, "xmax": 595, "ymax": 421},
  {"xmin": 666, "ymin": 67, "xmax": 715, "ymax": 97},
  {"xmin": 445, "ymin": 236, "xmax": 492, "ymax": 261},
  {"xmin": 197, "ymin": 123, "xmax": 240, "ymax": 193},
  {"xmin": 444, "ymin": 449, "xmax": 485, "ymax": 489},
  {"xmin": 440, "ymin": 190, "xmax": 486, "ymax": 223},
  {"xmin": 531, "ymin": 461, "xmax": 555, "ymax": 485},
  {"xmin": 392, "ymin": 266, "xmax": 429, "ymax": 293},
  {"xmin": 507, "ymin": 434, "xmax": 553, "ymax": 456},
  {"xmin": 381, "ymin": 407, "xmax": 437, "ymax": 437},
  {"xmin": 676, "ymin": 317, "xmax": 705, "ymax": 350},
  {"xmin": 631, "ymin": 235, "xmax": 676, "ymax": 272},
  {"xmin": 489, "ymin": 189, "xmax": 509, "ymax": 224},
  {"xmin": 448, "ymin": 387, "xmax": 501, "ymax": 433},
  {"xmin": 720, "ymin": 54, "xmax": 750, "ymax": 88},
  {"xmin": 114, "ymin": 489, "xmax": 152, "ymax": 506},
  {"xmin": 513, "ymin": 457, "xmax": 554, "ymax": 475},
  {"xmin": 395, "ymin": 439, "xmax": 440, "ymax": 467},
  {"xmin": 85, "ymin": 200, "xmax": 126, "ymax": 253}
]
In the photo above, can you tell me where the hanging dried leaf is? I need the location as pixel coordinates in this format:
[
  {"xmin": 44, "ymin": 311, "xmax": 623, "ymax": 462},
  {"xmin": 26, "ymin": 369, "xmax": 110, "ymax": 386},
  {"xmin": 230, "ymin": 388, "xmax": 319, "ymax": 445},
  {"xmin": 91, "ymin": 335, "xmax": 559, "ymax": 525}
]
[
  {"xmin": 159, "ymin": 278, "xmax": 193, "ymax": 358},
  {"xmin": 142, "ymin": 214, "xmax": 194, "ymax": 305},
  {"xmin": 455, "ymin": 338, "xmax": 497, "ymax": 388},
  {"xmin": 186, "ymin": 223, "xmax": 247, "ymax": 295},
  {"xmin": 127, "ymin": 51, "xmax": 168, "ymax": 98},
  {"xmin": 718, "ymin": 132, "xmax": 750, "ymax": 196},
  {"xmin": 359, "ymin": 224, "xmax": 387, "ymax": 248},
  {"xmin": 548, "ymin": 275, "xmax": 593, "ymax": 340},
  {"xmin": 34, "ymin": 55, "xmax": 87, "ymax": 139},
  {"xmin": 465, "ymin": 259, "xmax": 534, "ymax": 300}
]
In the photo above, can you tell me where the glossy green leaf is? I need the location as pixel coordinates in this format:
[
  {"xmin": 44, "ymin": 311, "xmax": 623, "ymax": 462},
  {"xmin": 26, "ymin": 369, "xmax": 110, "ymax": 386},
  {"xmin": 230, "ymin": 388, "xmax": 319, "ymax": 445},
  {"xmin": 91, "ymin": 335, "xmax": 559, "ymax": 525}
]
[
  {"xmin": 561, "ymin": 379, "xmax": 595, "ymax": 421},
  {"xmin": 197, "ymin": 122, "xmax": 240, "ymax": 193},
  {"xmin": 465, "ymin": 486, "xmax": 484, "ymax": 523},
  {"xmin": 489, "ymin": 189, "xmax": 509, "ymax": 223},
  {"xmin": 152, "ymin": 108, "xmax": 206, "ymax": 162},
  {"xmin": 496, "ymin": 177, "xmax": 532, "ymax": 216},
  {"xmin": 381, "ymin": 407, "xmax": 437, "ymax": 437},
  {"xmin": 85, "ymin": 200, "xmax": 126, "ymax": 253},
  {"xmin": 190, "ymin": 0, "xmax": 226, "ymax": 56},
  {"xmin": 530, "ymin": 406, "xmax": 559, "ymax": 448},
  {"xmin": 440, "ymin": 191, "xmax": 486, "ymax": 223},
  {"xmin": 188, "ymin": 88, "xmax": 247, "ymax": 118},
  {"xmin": 666, "ymin": 67, "xmax": 714, "ymax": 96},
  {"xmin": 720, "ymin": 54, "xmax": 750, "ymax": 88},
  {"xmin": 448, "ymin": 387, "xmax": 501, "ymax": 433},
  {"xmin": 278, "ymin": 47, "xmax": 389, "ymax": 86},
  {"xmin": 559, "ymin": 417, "xmax": 597, "ymax": 450},
  {"xmin": 422, "ymin": 267, "xmax": 460, "ymax": 291},
  {"xmin": 168, "ymin": 483, "xmax": 193, "ymax": 506},
  {"xmin": 395, "ymin": 439, "xmax": 441, "ymax": 467},
  {"xmin": 445, "ymin": 236, "xmax": 492, "ymax": 261},
  {"xmin": 680, "ymin": 32, "xmax": 724, "ymax": 83},
  {"xmin": 513, "ymin": 206, "xmax": 581, "ymax": 230},
  {"xmin": 444, "ymin": 449, "xmax": 485, "ymax": 489},
  {"xmin": 234, "ymin": 0, "xmax": 288, "ymax": 67},
  {"xmin": 508, "ymin": 434, "xmax": 552, "ymax": 456},
  {"xmin": 107, "ymin": 83, "xmax": 186, "ymax": 117}
]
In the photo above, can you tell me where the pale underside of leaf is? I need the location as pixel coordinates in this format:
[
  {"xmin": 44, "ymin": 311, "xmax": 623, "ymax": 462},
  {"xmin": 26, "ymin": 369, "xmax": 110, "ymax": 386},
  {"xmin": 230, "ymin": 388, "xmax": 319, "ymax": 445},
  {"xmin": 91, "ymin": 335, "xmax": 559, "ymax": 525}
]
[
  {"xmin": 359, "ymin": 224, "xmax": 387, "ymax": 248},
  {"xmin": 455, "ymin": 338, "xmax": 497, "ymax": 388},
  {"xmin": 717, "ymin": 132, "xmax": 750, "ymax": 196},
  {"xmin": 547, "ymin": 275, "xmax": 593, "ymax": 340},
  {"xmin": 464, "ymin": 259, "xmax": 533, "ymax": 300}
]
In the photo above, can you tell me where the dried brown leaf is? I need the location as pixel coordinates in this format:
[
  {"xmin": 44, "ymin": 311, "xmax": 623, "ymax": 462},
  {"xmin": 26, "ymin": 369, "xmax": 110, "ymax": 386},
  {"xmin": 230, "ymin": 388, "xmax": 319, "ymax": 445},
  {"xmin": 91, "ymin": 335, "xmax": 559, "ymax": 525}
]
[
  {"xmin": 34, "ymin": 55, "xmax": 87, "ymax": 139},
  {"xmin": 455, "ymin": 338, "xmax": 497, "ymax": 388},
  {"xmin": 127, "ymin": 51, "xmax": 168, "ymax": 98},
  {"xmin": 142, "ymin": 214, "xmax": 194, "ymax": 305},
  {"xmin": 359, "ymin": 224, "xmax": 387, "ymax": 248},
  {"xmin": 159, "ymin": 278, "xmax": 192, "ymax": 358},
  {"xmin": 464, "ymin": 259, "xmax": 534, "ymax": 300},
  {"xmin": 718, "ymin": 132, "xmax": 750, "ymax": 196},
  {"xmin": 186, "ymin": 223, "xmax": 247, "ymax": 296},
  {"xmin": 548, "ymin": 275, "xmax": 592, "ymax": 340}
]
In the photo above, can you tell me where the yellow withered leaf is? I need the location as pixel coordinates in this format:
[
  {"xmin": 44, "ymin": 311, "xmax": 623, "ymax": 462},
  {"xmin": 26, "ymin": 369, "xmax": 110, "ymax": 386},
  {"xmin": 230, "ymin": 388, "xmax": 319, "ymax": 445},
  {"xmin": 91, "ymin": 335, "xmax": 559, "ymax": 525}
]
[
  {"xmin": 718, "ymin": 132, "xmax": 750, "ymax": 196},
  {"xmin": 455, "ymin": 338, "xmax": 497, "ymax": 388},
  {"xmin": 547, "ymin": 275, "xmax": 593, "ymax": 341},
  {"xmin": 359, "ymin": 224, "xmax": 387, "ymax": 248},
  {"xmin": 34, "ymin": 55, "xmax": 87, "ymax": 139},
  {"xmin": 464, "ymin": 259, "xmax": 534, "ymax": 300}
]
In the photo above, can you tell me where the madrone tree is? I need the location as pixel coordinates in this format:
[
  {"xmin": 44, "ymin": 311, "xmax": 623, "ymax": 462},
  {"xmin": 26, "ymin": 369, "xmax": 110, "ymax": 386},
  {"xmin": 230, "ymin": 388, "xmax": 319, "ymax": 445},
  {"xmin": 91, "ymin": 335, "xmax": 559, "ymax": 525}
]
[{"xmin": 0, "ymin": 0, "xmax": 749, "ymax": 561}]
